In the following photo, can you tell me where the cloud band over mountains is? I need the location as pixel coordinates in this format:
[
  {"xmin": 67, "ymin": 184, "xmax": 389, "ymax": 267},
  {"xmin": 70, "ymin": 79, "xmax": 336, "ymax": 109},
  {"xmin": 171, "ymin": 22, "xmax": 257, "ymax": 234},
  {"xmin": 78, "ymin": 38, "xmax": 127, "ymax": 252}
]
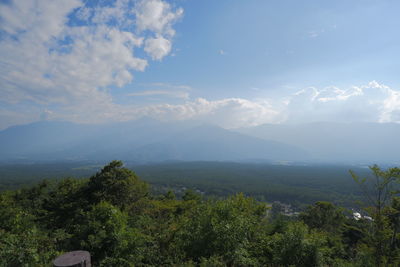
[{"xmin": 0, "ymin": 1, "xmax": 400, "ymax": 130}]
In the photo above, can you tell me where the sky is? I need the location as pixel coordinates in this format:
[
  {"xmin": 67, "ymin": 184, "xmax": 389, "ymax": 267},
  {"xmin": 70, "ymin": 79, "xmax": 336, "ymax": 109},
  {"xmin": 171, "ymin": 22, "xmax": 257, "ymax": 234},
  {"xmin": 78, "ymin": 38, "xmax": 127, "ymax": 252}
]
[{"xmin": 1, "ymin": 0, "xmax": 400, "ymax": 130}]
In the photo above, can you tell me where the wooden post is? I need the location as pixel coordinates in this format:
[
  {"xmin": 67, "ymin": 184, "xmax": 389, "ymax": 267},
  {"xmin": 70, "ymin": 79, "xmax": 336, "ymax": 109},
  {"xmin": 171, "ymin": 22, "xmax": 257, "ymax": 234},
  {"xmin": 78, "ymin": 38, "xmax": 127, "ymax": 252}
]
[{"xmin": 53, "ymin": 251, "xmax": 91, "ymax": 267}]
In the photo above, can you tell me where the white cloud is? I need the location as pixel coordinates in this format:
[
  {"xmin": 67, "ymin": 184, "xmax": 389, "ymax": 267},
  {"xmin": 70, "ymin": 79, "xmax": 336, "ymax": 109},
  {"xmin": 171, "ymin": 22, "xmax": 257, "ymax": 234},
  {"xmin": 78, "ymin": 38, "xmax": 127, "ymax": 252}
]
[
  {"xmin": 91, "ymin": 0, "xmax": 128, "ymax": 24},
  {"xmin": 134, "ymin": 0, "xmax": 183, "ymax": 36},
  {"xmin": 128, "ymin": 89, "xmax": 189, "ymax": 99},
  {"xmin": 144, "ymin": 36, "xmax": 172, "ymax": 60},
  {"xmin": 286, "ymin": 81, "xmax": 400, "ymax": 123},
  {"xmin": 0, "ymin": 0, "xmax": 81, "ymax": 38},
  {"xmin": 2, "ymin": 79, "xmax": 399, "ymax": 130},
  {"xmin": 81, "ymin": 81, "xmax": 400, "ymax": 127},
  {"xmin": 0, "ymin": 0, "xmax": 183, "ymax": 127},
  {"xmin": 185, "ymin": 98, "xmax": 281, "ymax": 128},
  {"xmin": 28, "ymin": 97, "xmax": 280, "ymax": 130},
  {"xmin": 127, "ymin": 82, "xmax": 192, "ymax": 99},
  {"xmin": 135, "ymin": 0, "xmax": 183, "ymax": 61},
  {"xmin": 115, "ymin": 98, "xmax": 282, "ymax": 129},
  {"xmin": 1, "ymin": 1, "xmax": 399, "ymax": 131}
]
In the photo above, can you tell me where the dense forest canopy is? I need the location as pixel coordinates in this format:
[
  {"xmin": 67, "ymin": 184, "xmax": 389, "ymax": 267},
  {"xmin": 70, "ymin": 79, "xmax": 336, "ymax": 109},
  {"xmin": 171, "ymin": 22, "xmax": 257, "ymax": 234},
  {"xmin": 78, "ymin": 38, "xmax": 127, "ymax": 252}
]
[
  {"xmin": 0, "ymin": 161, "xmax": 372, "ymax": 208},
  {"xmin": 1, "ymin": 161, "xmax": 399, "ymax": 266}
]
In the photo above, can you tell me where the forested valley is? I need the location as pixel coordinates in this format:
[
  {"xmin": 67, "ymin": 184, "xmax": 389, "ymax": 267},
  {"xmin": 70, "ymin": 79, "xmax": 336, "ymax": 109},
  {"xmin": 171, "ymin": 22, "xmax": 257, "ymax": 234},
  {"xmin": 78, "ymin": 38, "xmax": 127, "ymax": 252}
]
[{"xmin": 1, "ymin": 161, "xmax": 399, "ymax": 266}]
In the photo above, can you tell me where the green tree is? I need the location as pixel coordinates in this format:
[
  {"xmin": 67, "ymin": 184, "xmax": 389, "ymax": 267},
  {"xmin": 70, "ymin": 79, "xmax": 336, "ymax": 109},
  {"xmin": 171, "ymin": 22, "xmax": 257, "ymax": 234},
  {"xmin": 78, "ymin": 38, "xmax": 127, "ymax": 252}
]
[
  {"xmin": 182, "ymin": 189, "xmax": 201, "ymax": 202},
  {"xmin": 385, "ymin": 196, "xmax": 400, "ymax": 263},
  {"xmin": 266, "ymin": 222, "xmax": 324, "ymax": 267},
  {"xmin": 177, "ymin": 193, "xmax": 266, "ymax": 265},
  {"xmin": 300, "ymin": 201, "xmax": 345, "ymax": 233},
  {"xmin": 41, "ymin": 178, "xmax": 87, "ymax": 230},
  {"xmin": 0, "ymin": 228, "xmax": 58, "ymax": 267},
  {"xmin": 350, "ymin": 165, "xmax": 400, "ymax": 266},
  {"xmin": 85, "ymin": 160, "xmax": 148, "ymax": 209},
  {"xmin": 76, "ymin": 201, "xmax": 146, "ymax": 264}
]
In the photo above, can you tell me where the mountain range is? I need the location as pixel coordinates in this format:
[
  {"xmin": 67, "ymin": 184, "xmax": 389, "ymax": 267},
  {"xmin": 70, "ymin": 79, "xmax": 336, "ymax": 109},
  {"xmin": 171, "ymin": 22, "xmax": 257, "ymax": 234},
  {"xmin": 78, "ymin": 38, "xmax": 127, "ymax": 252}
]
[
  {"xmin": 0, "ymin": 119, "xmax": 398, "ymax": 164},
  {"xmin": 236, "ymin": 122, "xmax": 400, "ymax": 164},
  {"xmin": 0, "ymin": 119, "xmax": 306, "ymax": 163}
]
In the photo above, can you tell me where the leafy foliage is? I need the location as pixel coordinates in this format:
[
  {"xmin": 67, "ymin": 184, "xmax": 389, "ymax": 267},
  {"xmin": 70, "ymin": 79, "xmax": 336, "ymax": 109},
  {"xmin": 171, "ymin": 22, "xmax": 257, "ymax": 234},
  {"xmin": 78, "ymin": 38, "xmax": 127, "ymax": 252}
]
[
  {"xmin": 350, "ymin": 165, "xmax": 400, "ymax": 266},
  {"xmin": 0, "ymin": 161, "xmax": 399, "ymax": 266}
]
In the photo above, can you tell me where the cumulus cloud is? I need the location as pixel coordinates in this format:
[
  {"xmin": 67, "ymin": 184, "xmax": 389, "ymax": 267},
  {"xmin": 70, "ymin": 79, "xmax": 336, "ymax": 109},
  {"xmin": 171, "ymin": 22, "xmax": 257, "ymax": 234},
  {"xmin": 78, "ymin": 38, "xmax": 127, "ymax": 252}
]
[
  {"xmin": 137, "ymin": 0, "xmax": 182, "ymax": 61},
  {"xmin": 135, "ymin": 0, "xmax": 183, "ymax": 36},
  {"xmin": 1, "ymin": 78, "xmax": 399, "ymax": 130},
  {"xmin": 90, "ymin": 0, "xmax": 128, "ymax": 24},
  {"xmin": 0, "ymin": 0, "xmax": 183, "ymax": 128},
  {"xmin": 183, "ymin": 98, "xmax": 281, "ymax": 128},
  {"xmin": 59, "ymin": 81, "xmax": 400, "ymax": 128},
  {"xmin": 144, "ymin": 36, "xmax": 172, "ymax": 60},
  {"xmin": 32, "ymin": 97, "xmax": 280, "ymax": 130},
  {"xmin": 286, "ymin": 81, "xmax": 400, "ymax": 123},
  {"xmin": 112, "ymin": 98, "xmax": 281, "ymax": 129},
  {"xmin": 0, "ymin": 0, "xmax": 181, "ymax": 102}
]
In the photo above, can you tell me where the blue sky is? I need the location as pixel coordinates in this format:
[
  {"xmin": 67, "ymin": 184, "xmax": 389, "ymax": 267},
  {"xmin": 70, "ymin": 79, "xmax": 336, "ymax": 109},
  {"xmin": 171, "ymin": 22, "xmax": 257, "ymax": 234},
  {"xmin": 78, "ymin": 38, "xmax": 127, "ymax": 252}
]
[{"xmin": 1, "ymin": 0, "xmax": 400, "ymax": 129}]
